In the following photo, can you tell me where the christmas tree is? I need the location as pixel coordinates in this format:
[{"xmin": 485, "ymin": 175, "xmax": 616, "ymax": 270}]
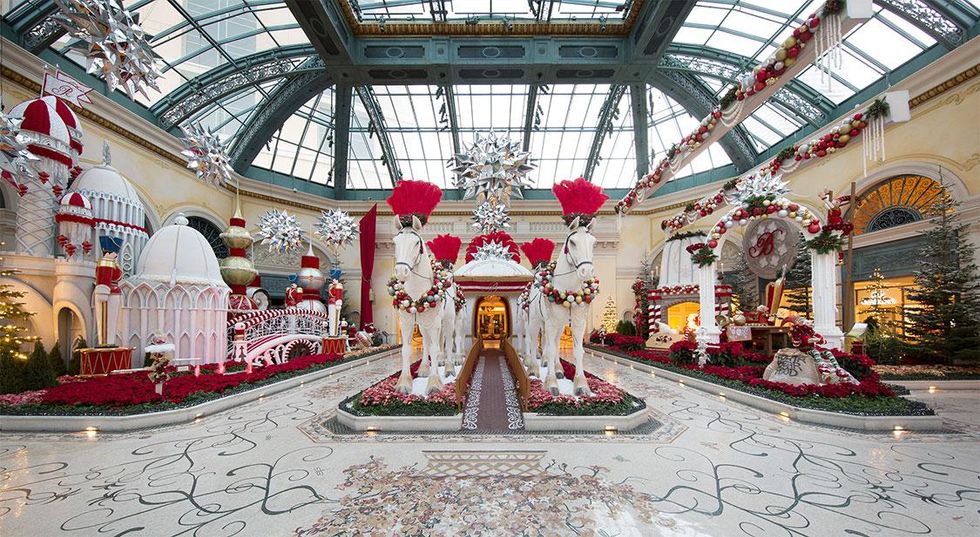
[
  {"xmin": 783, "ymin": 236, "xmax": 812, "ymax": 317},
  {"xmin": 601, "ymin": 296, "xmax": 618, "ymax": 333},
  {"xmin": 861, "ymin": 267, "xmax": 893, "ymax": 327},
  {"xmin": 0, "ymin": 269, "xmax": 41, "ymax": 393},
  {"xmin": 726, "ymin": 254, "xmax": 758, "ymax": 313},
  {"xmin": 0, "ymin": 270, "xmax": 38, "ymax": 360},
  {"xmin": 904, "ymin": 186, "xmax": 980, "ymax": 364}
]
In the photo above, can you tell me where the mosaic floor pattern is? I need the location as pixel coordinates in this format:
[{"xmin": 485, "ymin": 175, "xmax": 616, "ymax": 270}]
[{"xmin": 1, "ymin": 353, "xmax": 978, "ymax": 536}]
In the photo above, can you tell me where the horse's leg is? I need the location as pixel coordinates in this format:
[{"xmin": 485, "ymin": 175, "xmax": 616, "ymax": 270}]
[
  {"xmin": 526, "ymin": 314, "xmax": 541, "ymax": 377},
  {"xmin": 550, "ymin": 316, "xmax": 565, "ymax": 380},
  {"xmin": 542, "ymin": 312, "xmax": 560, "ymax": 395},
  {"xmin": 396, "ymin": 313, "xmax": 414, "ymax": 393},
  {"xmin": 443, "ymin": 305, "xmax": 456, "ymax": 376},
  {"xmin": 570, "ymin": 308, "xmax": 591, "ymax": 396},
  {"xmin": 421, "ymin": 316, "xmax": 443, "ymax": 395},
  {"xmin": 417, "ymin": 315, "xmax": 431, "ymax": 377}
]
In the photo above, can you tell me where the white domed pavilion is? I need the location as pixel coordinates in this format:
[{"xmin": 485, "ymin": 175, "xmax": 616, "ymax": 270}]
[{"xmin": 119, "ymin": 215, "xmax": 230, "ymax": 366}]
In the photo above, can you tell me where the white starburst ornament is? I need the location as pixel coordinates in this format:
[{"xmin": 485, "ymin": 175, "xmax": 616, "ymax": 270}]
[
  {"xmin": 470, "ymin": 200, "xmax": 511, "ymax": 234},
  {"xmin": 179, "ymin": 124, "xmax": 233, "ymax": 186},
  {"xmin": 472, "ymin": 240, "xmax": 513, "ymax": 262},
  {"xmin": 730, "ymin": 173, "xmax": 789, "ymax": 206},
  {"xmin": 314, "ymin": 209, "xmax": 359, "ymax": 256},
  {"xmin": 53, "ymin": 0, "xmax": 163, "ymax": 99},
  {"xmin": 256, "ymin": 209, "xmax": 303, "ymax": 254},
  {"xmin": 450, "ymin": 132, "xmax": 534, "ymax": 204},
  {"xmin": 0, "ymin": 109, "xmax": 40, "ymax": 187}
]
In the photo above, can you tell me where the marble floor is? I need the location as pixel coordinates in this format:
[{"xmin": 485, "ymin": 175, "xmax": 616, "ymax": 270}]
[{"xmin": 1, "ymin": 353, "xmax": 978, "ymax": 537}]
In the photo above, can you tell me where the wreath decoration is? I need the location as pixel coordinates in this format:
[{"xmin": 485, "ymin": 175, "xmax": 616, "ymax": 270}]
[
  {"xmin": 686, "ymin": 242, "xmax": 718, "ymax": 268},
  {"xmin": 387, "ymin": 263, "xmax": 452, "ymax": 314},
  {"xmin": 536, "ymin": 262, "xmax": 599, "ymax": 308}
]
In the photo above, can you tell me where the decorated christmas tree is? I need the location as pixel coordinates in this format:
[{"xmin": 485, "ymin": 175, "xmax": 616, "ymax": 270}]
[
  {"xmin": 862, "ymin": 267, "xmax": 893, "ymax": 326},
  {"xmin": 0, "ymin": 270, "xmax": 42, "ymax": 393},
  {"xmin": 904, "ymin": 186, "xmax": 980, "ymax": 364},
  {"xmin": 783, "ymin": 236, "xmax": 812, "ymax": 317},
  {"xmin": 601, "ymin": 296, "xmax": 618, "ymax": 333},
  {"xmin": 0, "ymin": 271, "xmax": 38, "ymax": 360}
]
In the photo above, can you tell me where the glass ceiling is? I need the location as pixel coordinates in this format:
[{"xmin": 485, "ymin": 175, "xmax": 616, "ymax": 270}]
[
  {"xmin": 4, "ymin": 0, "xmax": 975, "ymax": 192},
  {"xmin": 349, "ymin": 0, "xmax": 634, "ymax": 23}
]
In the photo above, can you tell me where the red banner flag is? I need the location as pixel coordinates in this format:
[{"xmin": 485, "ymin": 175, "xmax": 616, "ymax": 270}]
[{"xmin": 358, "ymin": 204, "xmax": 377, "ymax": 328}]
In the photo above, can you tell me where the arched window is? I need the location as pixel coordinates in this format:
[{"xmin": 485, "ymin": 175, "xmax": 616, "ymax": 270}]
[
  {"xmin": 186, "ymin": 216, "xmax": 228, "ymax": 258},
  {"xmin": 851, "ymin": 175, "xmax": 945, "ymax": 235}
]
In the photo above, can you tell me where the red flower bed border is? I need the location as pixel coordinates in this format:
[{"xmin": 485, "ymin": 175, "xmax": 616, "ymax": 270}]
[
  {"xmin": 603, "ymin": 343, "xmax": 895, "ymax": 399},
  {"xmin": 35, "ymin": 353, "xmax": 346, "ymax": 408}
]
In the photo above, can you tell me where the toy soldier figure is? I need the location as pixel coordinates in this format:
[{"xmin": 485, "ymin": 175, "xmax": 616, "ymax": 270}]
[{"xmin": 327, "ymin": 279, "xmax": 344, "ymax": 336}]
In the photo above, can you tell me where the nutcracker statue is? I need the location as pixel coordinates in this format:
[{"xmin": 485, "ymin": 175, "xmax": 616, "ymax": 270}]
[
  {"xmin": 94, "ymin": 236, "xmax": 124, "ymax": 346},
  {"xmin": 327, "ymin": 279, "xmax": 343, "ymax": 336}
]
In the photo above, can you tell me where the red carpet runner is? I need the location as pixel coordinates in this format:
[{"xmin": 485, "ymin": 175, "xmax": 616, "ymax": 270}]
[{"xmin": 460, "ymin": 349, "xmax": 525, "ymax": 433}]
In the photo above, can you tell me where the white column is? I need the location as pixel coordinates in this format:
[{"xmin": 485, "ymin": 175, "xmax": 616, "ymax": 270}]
[
  {"xmin": 696, "ymin": 264, "xmax": 721, "ymax": 344},
  {"xmin": 811, "ymin": 250, "xmax": 844, "ymax": 349}
]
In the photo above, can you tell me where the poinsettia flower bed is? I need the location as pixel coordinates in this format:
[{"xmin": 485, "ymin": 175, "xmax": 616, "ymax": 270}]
[
  {"xmin": 527, "ymin": 360, "xmax": 644, "ymax": 416},
  {"xmin": 587, "ymin": 343, "xmax": 934, "ymax": 417},
  {"xmin": 349, "ymin": 363, "xmax": 460, "ymax": 417},
  {"xmin": 0, "ymin": 345, "xmax": 397, "ymax": 416}
]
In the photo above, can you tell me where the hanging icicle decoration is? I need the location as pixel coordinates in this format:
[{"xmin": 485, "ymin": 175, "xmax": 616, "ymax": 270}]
[
  {"xmin": 815, "ymin": 9, "xmax": 843, "ymax": 91},
  {"xmin": 862, "ymin": 98, "xmax": 890, "ymax": 178}
]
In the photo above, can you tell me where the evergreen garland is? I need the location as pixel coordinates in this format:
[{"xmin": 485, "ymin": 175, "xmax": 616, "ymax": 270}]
[
  {"xmin": 803, "ymin": 230, "xmax": 845, "ymax": 254},
  {"xmin": 666, "ymin": 230, "xmax": 707, "ymax": 242}
]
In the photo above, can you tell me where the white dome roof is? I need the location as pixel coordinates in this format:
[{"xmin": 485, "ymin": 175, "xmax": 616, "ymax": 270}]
[
  {"xmin": 136, "ymin": 215, "xmax": 228, "ymax": 286},
  {"xmin": 455, "ymin": 258, "xmax": 533, "ymax": 278},
  {"xmin": 71, "ymin": 164, "xmax": 142, "ymax": 204}
]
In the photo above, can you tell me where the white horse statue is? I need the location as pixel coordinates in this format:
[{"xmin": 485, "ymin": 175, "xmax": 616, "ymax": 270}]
[
  {"xmin": 386, "ymin": 180, "xmax": 447, "ymax": 395},
  {"xmin": 520, "ymin": 238, "xmax": 556, "ymax": 378},
  {"xmin": 390, "ymin": 217, "xmax": 446, "ymax": 395},
  {"xmin": 427, "ymin": 234, "xmax": 465, "ymax": 375},
  {"xmin": 540, "ymin": 178, "xmax": 608, "ymax": 396}
]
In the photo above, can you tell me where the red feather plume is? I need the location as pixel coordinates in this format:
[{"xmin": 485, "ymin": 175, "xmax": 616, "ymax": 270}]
[
  {"xmin": 552, "ymin": 177, "xmax": 608, "ymax": 216},
  {"xmin": 520, "ymin": 238, "xmax": 555, "ymax": 268},
  {"xmin": 386, "ymin": 180, "xmax": 443, "ymax": 221},
  {"xmin": 427, "ymin": 234, "xmax": 462, "ymax": 264}
]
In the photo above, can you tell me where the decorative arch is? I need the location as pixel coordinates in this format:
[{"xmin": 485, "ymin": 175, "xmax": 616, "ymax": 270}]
[
  {"xmin": 185, "ymin": 215, "xmax": 229, "ymax": 258},
  {"xmin": 697, "ymin": 197, "xmax": 845, "ymax": 349},
  {"xmin": 851, "ymin": 174, "xmax": 946, "ymax": 235}
]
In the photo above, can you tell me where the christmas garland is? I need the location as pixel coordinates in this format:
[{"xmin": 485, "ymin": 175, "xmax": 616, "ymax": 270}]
[
  {"xmin": 686, "ymin": 243, "xmax": 718, "ymax": 268},
  {"xmin": 536, "ymin": 262, "xmax": 599, "ymax": 307},
  {"xmin": 387, "ymin": 263, "xmax": 453, "ymax": 314},
  {"xmin": 803, "ymin": 230, "xmax": 846, "ymax": 254},
  {"xmin": 518, "ymin": 283, "xmax": 531, "ymax": 312},
  {"xmin": 454, "ymin": 286, "xmax": 466, "ymax": 313}
]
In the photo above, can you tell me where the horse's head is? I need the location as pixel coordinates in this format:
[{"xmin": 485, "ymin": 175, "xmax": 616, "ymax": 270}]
[
  {"xmin": 392, "ymin": 215, "xmax": 425, "ymax": 282},
  {"xmin": 562, "ymin": 216, "xmax": 597, "ymax": 280}
]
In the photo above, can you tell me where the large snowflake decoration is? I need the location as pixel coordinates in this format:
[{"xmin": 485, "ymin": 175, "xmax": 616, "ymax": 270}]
[
  {"xmin": 450, "ymin": 132, "xmax": 534, "ymax": 204},
  {"xmin": 0, "ymin": 109, "xmax": 39, "ymax": 189},
  {"xmin": 730, "ymin": 173, "xmax": 789, "ymax": 206},
  {"xmin": 54, "ymin": 0, "xmax": 163, "ymax": 99},
  {"xmin": 472, "ymin": 241, "xmax": 515, "ymax": 262},
  {"xmin": 471, "ymin": 200, "xmax": 511, "ymax": 234},
  {"xmin": 256, "ymin": 209, "xmax": 303, "ymax": 254},
  {"xmin": 179, "ymin": 124, "xmax": 233, "ymax": 186},
  {"xmin": 314, "ymin": 209, "xmax": 359, "ymax": 252}
]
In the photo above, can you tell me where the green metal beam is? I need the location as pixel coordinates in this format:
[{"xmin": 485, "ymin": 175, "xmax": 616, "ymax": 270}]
[
  {"xmin": 583, "ymin": 84, "xmax": 626, "ymax": 181},
  {"xmin": 354, "ymin": 86, "xmax": 402, "ymax": 186},
  {"xmin": 333, "ymin": 84, "xmax": 354, "ymax": 198},
  {"xmin": 630, "ymin": 83, "xmax": 649, "ymax": 181}
]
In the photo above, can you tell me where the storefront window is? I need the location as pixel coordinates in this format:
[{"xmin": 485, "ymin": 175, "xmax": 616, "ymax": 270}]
[{"xmin": 853, "ymin": 275, "xmax": 921, "ymax": 335}]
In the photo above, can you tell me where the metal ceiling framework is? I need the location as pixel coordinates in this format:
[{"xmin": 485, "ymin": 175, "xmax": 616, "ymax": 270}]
[{"xmin": 3, "ymin": 0, "xmax": 977, "ymax": 197}]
